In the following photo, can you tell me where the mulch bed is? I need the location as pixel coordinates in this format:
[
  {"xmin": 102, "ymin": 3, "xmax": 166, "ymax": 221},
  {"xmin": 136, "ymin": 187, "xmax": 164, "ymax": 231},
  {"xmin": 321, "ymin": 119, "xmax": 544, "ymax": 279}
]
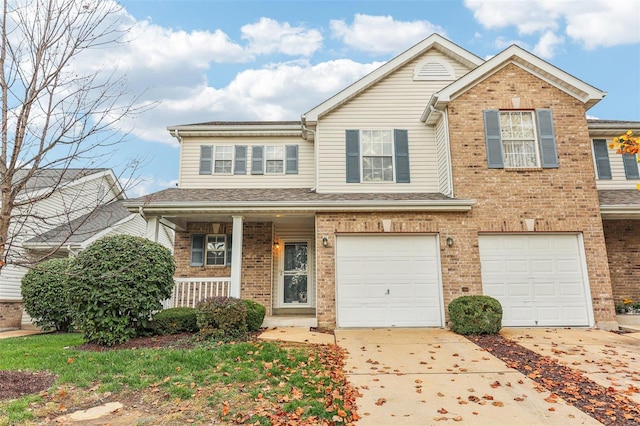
[
  {"xmin": 75, "ymin": 332, "xmax": 196, "ymax": 351},
  {"xmin": 0, "ymin": 370, "xmax": 56, "ymax": 401},
  {"xmin": 468, "ymin": 334, "xmax": 640, "ymax": 426}
]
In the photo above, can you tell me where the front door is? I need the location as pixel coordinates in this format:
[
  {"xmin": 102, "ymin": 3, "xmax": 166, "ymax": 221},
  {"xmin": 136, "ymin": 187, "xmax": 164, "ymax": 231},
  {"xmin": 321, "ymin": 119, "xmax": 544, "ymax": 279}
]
[{"xmin": 281, "ymin": 242, "xmax": 309, "ymax": 306}]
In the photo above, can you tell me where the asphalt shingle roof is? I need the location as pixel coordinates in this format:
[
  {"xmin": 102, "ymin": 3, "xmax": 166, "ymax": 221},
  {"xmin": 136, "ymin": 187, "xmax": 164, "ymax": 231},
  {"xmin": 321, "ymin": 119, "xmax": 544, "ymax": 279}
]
[
  {"xmin": 599, "ymin": 189, "xmax": 640, "ymax": 206},
  {"xmin": 127, "ymin": 188, "xmax": 456, "ymax": 205}
]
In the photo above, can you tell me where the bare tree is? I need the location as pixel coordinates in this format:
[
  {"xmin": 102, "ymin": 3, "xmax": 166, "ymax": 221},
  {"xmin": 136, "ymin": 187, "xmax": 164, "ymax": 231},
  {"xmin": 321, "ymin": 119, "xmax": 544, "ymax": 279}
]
[{"xmin": 0, "ymin": 0, "xmax": 146, "ymax": 268}]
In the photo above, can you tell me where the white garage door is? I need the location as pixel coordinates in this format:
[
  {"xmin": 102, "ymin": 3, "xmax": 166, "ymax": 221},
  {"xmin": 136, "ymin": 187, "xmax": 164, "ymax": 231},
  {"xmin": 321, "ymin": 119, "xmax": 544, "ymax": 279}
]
[
  {"xmin": 479, "ymin": 234, "xmax": 592, "ymax": 327},
  {"xmin": 336, "ymin": 235, "xmax": 443, "ymax": 327}
]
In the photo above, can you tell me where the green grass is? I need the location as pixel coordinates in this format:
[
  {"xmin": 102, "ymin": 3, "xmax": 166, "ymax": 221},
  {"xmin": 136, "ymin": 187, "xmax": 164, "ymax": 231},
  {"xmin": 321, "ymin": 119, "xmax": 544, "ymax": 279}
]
[{"xmin": 0, "ymin": 333, "xmax": 354, "ymax": 425}]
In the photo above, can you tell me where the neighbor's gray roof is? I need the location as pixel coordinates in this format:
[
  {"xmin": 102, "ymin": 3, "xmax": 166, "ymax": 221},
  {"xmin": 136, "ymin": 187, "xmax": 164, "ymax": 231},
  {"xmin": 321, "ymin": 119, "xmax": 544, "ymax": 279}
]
[
  {"xmin": 599, "ymin": 189, "xmax": 640, "ymax": 207},
  {"xmin": 126, "ymin": 187, "xmax": 456, "ymax": 205},
  {"xmin": 24, "ymin": 200, "xmax": 132, "ymax": 246},
  {"xmin": 10, "ymin": 168, "xmax": 108, "ymax": 193}
]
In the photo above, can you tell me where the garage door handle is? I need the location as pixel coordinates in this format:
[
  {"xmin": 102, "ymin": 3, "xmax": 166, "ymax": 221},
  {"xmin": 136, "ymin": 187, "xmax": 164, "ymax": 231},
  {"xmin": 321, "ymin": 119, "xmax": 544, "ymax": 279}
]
[{"xmin": 386, "ymin": 289, "xmax": 390, "ymax": 295}]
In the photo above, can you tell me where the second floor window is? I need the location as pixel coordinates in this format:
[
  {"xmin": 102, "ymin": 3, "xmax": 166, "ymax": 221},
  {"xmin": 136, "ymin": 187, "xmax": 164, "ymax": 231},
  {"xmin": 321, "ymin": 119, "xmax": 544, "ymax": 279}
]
[
  {"xmin": 361, "ymin": 130, "xmax": 393, "ymax": 182},
  {"xmin": 499, "ymin": 111, "xmax": 539, "ymax": 168},
  {"xmin": 214, "ymin": 146, "xmax": 233, "ymax": 174},
  {"xmin": 265, "ymin": 146, "xmax": 284, "ymax": 174},
  {"xmin": 483, "ymin": 109, "xmax": 559, "ymax": 169}
]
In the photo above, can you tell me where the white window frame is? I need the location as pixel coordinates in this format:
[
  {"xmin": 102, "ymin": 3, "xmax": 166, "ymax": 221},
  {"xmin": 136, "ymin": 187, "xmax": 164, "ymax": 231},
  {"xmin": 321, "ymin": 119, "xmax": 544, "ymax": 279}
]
[
  {"xmin": 265, "ymin": 146, "xmax": 285, "ymax": 174},
  {"xmin": 361, "ymin": 129, "xmax": 395, "ymax": 182},
  {"xmin": 205, "ymin": 234, "xmax": 227, "ymax": 266},
  {"xmin": 213, "ymin": 146, "xmax": 233, "ymax": 174},
  {"xmin": 499, "ymin": 111, "xmax": 541, "ymax": 169}
]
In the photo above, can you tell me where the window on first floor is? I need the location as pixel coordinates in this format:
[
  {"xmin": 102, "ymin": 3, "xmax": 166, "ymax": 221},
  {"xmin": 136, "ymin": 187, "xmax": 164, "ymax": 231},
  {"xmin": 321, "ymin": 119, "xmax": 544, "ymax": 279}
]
[
  {"xmin": 483, "ymin": 109, "xmax": 559, "ymax": 169},
  {"xmin": 190, "ymin": 234, "xmax": 232, "ymax": 267}
]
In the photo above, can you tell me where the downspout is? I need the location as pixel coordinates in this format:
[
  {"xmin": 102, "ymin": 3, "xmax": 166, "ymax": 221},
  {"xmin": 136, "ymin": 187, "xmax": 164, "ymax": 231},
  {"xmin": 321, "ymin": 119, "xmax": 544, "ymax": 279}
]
[
  {"xmin": 173, "ymin": 129, "xmax": 183, "ymax": 188},
  {"xmin": 302, "ymin": 123, "xmax": 318, "ymax": 192},
  {"xmin": 442, "ymin": 109, "xmax": 454, "ymax": 198}
]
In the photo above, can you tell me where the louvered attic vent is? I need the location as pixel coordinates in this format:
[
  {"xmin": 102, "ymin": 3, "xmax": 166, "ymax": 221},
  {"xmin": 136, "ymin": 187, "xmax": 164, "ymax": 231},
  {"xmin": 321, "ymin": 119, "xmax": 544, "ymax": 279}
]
[{"xmin": 413, "ymin": 58, "xmax": 455, "ymax": 81}]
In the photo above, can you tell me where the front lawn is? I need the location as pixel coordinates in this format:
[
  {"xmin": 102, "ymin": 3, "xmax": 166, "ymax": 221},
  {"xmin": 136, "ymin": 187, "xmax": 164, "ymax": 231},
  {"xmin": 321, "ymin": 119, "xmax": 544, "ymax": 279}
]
[{"xmin": 0, "ymin": 333, "xmax": 358, "ymax": 425}]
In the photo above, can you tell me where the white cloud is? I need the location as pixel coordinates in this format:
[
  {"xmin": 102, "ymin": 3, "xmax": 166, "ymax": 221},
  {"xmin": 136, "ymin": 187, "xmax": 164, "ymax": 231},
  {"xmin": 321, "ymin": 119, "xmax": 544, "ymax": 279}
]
[
  {"xmin": 465, "ymin": 0, "xmax": 640, "ymax": 52},
  {"xmin": 330, "ymin": 14, "xmax": 445, "ymax": 55},
  {"xmin": 533, "ymin": 31, "xmax": 565, "ymax": 59},
  {"xmin": 241, "ymin": 17, "xmax": 323, "ymax": 56},
  {"xmin": 493, "ymin": 36, "xmax": 529, "ymax": 51},
  {"xmin": 127, "ymin": 59, "xmax": 383, "ymax": 143}
]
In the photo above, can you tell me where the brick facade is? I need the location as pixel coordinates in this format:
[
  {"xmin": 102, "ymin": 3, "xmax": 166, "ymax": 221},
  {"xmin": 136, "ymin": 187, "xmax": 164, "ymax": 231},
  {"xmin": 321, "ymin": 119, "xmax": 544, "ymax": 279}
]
[
  {"xmin": 447, "ymin": 63, "xmax": 616, "ymax": 327},
  {"xmin": 0, "ymin": 301, "xmax": 22, "ymax": 330},
  {"xmin": 313, "ymin": 64, "xmax": 617, "ymax": 329},
  {"xmin": 603, "ymin": 219, "xmax": 640, "ymax": 303}
]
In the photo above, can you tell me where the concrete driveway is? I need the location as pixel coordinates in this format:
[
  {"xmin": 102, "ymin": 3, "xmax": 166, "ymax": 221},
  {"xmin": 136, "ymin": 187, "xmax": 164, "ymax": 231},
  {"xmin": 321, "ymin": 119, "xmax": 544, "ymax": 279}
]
[
  {"xmin": 502, "ymin": 328, "xmax": 640, "ymax": 405},
  {"xmin": 335, "ymin": 328, "xmax": 600, "ymax": 425}
]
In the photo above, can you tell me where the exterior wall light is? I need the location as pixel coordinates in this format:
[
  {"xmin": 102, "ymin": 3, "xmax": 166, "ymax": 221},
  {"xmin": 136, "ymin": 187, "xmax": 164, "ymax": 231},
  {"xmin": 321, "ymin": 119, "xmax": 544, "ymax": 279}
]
[
  {"xmin": 322, "ymin": 236, "xmax": 329, "ymax": 247},
  {"xmin": 273, "ymin": 241, "xmax": 280, "ymax": 250},
  {"xmin": 446, "ymin": 236, "xmax": 454, "ymax": 247}
]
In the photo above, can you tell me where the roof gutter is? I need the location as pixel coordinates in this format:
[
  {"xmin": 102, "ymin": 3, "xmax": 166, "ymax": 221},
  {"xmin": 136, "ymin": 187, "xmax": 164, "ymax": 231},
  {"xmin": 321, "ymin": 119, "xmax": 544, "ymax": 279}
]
[{"xmin": 123, "ymin": 198, "xmax": 476, "ymax": 214}]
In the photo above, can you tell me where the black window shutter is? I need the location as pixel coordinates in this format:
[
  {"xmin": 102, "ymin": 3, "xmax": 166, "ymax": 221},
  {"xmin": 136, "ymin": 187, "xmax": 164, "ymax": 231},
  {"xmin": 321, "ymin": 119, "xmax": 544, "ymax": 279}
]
[
  {"xmin": 190, "ymin": 234, "xmax": 205, "ymax": 266},
  {"xmin": 536, "ymin": 109, "xmax": 559, "ymax": 168},
  {"xmin": 286, "ymin": 145, "xmax": 298, "ymax": 174},
  {"xmin": 483, "ymin": 110, "xmax": 504, "ymax": 168},
  {"xmin": 592, "ymin": 139, "xmax": 612, "ymax": 179},
  {"xmin": 394, "ymin": 129, "xmax": 410, "ymax": 183},
  {"xmin": 623, "ymin": 153, "xmax": 640, "ymax": 179},
  {"xmin": 251, "ymin": 145, "xmax": 264, "ymax": 175},
  {"xmin": 234, "ymin": 145, "xmax": 247, "ymax": 175},
  {"xmin": 199, "ymin": 146, "xmax": 213, "ymax": 175},
  {"xmin": 345, "ymin": 130, "xmax": 360, "ymax": 183},
  {"xmin": 225, "ymin": 234, "xmax": 233, "ymax": 266}
]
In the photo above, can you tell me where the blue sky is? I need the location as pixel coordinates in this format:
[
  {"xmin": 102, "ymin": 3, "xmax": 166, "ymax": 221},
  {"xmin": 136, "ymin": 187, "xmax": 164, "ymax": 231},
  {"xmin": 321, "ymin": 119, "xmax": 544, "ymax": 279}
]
[{"xmin": 95, "ymin": 0, "xmax": 640, "ymax": 196}]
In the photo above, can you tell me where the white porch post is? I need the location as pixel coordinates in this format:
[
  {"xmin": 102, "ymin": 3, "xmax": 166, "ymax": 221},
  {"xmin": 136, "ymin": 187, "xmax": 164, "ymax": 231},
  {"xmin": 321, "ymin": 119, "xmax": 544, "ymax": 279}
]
[
  {"xmin": 145, "ymin": 216, "xmax": 160, "ymax": 242},
  {"xmin": 230, "ymin": 216, "xmax": 244, "ymax": 298}
]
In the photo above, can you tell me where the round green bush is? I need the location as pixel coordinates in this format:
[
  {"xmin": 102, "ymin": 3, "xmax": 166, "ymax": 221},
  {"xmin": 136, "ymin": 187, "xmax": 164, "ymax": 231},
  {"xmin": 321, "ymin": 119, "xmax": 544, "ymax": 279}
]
[
  {"xmin": 196, "ymin": 296, "xmax": 247, "ymax": 339},
  {"xmin": 67, "ymin": 235, "xmax": 175, "ymax": 346},
  {"xmin": 243, "ymin": 299, "xmax": 266, "ymax": 331},
  {"xmin": 21, "ymin": 258, "xmax": 74, "ymax": 332},
  {"xmin": 448, "ymin": 295, "xmax": 503, "ymax": 335},
  {"xmin": 150, "ymin": 307, "xmax": 198, "ymax": 335}
]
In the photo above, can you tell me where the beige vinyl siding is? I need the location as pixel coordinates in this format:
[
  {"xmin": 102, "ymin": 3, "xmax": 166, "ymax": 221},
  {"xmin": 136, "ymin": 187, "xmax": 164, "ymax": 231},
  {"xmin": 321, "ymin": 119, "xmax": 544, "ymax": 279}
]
[
  {"xmin": 594, "ymin": 138, "xmax": 640, "ymax": 190},
  {"xmin": 316, "ymin": 49, "xmax": 471, "ymax": 193},
  {"xmin": 179, "ymin": 136, "xmax": 314, "ymax": 189},
  {"xmin": 435, "ymin": 114, "xmax": 452, "ymax": 196}
]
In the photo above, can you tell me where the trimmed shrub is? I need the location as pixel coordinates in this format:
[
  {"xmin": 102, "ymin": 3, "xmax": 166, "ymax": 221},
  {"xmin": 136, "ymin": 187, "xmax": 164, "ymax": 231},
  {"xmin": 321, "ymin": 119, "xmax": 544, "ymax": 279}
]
[
  {"xmin": 67, "ymin": 235, "xmax": 175, "ymax": 346},
  {"xmin": 21, "ymin": 258, "xmax": 74, "ymax": 332},
  {"xmin": 448, "ymin": 295, "xmax": 503, "ymax": 335},
  {"xmin": 243, "ymin": 299, "xmax": 266, "ymax": 331},
  {"xmin": 196, "ymin": 297, "xmax": 247, "ymax": 339},
  {"xmin": 150, "ymin": 307, "xmax": 198, "ymax": 335}
]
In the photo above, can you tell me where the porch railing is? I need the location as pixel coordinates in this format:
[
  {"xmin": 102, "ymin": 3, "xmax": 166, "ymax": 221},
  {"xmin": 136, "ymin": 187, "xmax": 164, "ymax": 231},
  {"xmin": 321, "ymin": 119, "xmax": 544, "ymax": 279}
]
[{"xmin": 162, "ymin": 277, "xmax": 231, "ymax": 309}]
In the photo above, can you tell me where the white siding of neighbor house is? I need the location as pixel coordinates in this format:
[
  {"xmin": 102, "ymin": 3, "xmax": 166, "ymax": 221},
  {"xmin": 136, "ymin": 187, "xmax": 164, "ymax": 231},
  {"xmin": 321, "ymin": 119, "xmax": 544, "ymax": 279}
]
[
  {"xmin": 179, "ymin": 136, "xmax": 314, "ymax": 189},
  {"xmin": 316, "ymin": 49, "xmax": 472, "ymax": 193},
  {"xmin": 104, "ymin": 214, "xmax": 175, "ymax": 254},
  {"xmin": 593, "ymin": 138, "xmax": 640, "ymax": 190},
  {"xmin": 435, "ymin": 114, "xmax": 452, "ymax": 196}
]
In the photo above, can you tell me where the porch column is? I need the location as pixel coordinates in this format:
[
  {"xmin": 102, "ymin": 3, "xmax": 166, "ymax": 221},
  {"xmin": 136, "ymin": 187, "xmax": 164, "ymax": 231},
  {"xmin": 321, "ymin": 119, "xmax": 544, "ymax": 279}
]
[
  {"xmin": 145, "ymin": 216, "xmax": 160, "ymax": 242},
  {"xmin": 230, "ymin": 216, "xmax": 244, "ymax": 298}
]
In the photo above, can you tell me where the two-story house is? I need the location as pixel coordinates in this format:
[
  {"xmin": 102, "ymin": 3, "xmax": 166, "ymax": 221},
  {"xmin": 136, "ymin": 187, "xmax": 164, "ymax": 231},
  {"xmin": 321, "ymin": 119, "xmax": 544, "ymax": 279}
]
[
  {"xmin": 129, "ymin": 33, "xmax": 635, "ymax": 330},
  {"xmin": 0, "ymin": 168, "xmax": 174, "ymax": 330}
]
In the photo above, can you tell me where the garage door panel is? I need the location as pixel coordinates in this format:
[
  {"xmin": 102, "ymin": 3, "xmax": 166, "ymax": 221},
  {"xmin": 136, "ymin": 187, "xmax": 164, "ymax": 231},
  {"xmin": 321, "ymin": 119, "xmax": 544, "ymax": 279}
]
[
  {"xmin": 336, "ymin": 235, "xmax": 442, "ymax": 327},
  {"xmin": 479, "ymin": 234, "xmax": 590, "ymax": 327}
]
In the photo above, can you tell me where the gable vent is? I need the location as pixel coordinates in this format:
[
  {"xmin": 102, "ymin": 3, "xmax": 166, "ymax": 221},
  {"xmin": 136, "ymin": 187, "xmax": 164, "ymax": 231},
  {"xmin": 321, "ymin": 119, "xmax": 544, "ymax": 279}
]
[{"xmin": 413, "ymin": 58, "xmax": 455, "ymax": 81}]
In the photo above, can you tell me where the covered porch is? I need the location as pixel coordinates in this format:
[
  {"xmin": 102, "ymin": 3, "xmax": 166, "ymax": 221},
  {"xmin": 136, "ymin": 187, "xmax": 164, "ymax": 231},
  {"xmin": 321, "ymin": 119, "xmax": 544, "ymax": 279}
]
[{"xmin": 144, "ymin": 210, "xmax": 318, "ymax": 328}]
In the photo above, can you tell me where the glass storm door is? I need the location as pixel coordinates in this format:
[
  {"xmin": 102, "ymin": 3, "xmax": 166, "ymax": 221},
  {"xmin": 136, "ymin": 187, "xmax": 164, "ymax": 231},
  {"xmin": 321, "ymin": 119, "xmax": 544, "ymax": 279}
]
[{"xmin": 283, "ymin": 242, "xmax": 308, "ymax": 305}]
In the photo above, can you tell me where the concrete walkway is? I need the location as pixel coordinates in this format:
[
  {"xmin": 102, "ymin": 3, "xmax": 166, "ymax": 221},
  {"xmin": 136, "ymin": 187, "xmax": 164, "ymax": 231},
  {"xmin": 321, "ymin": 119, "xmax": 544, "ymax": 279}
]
[
  {"xmin": 0, "ymin": 329, "xmax": 44, "ymax": 339},
  {"xmin": 335, "ymin": 328, "xmax": 599, "ymax": 425},
  {"xmin": 258, "ymin": 327, "xmax": 335, "ymax": 345}
]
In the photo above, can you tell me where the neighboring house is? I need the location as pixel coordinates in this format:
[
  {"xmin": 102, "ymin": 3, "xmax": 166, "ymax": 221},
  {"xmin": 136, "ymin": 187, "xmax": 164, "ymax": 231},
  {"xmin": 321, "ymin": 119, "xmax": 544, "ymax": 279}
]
[
  {"xmin": 0, "ymin": 168, "xmax": 174, "ymax": 330},
  {"xmin": 589, "ymin": 120, "xmax": 640, "ymax": 305},
  {"xmin": 127, "ymin": 33, "xmax": 636, "ymax": 330}
]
